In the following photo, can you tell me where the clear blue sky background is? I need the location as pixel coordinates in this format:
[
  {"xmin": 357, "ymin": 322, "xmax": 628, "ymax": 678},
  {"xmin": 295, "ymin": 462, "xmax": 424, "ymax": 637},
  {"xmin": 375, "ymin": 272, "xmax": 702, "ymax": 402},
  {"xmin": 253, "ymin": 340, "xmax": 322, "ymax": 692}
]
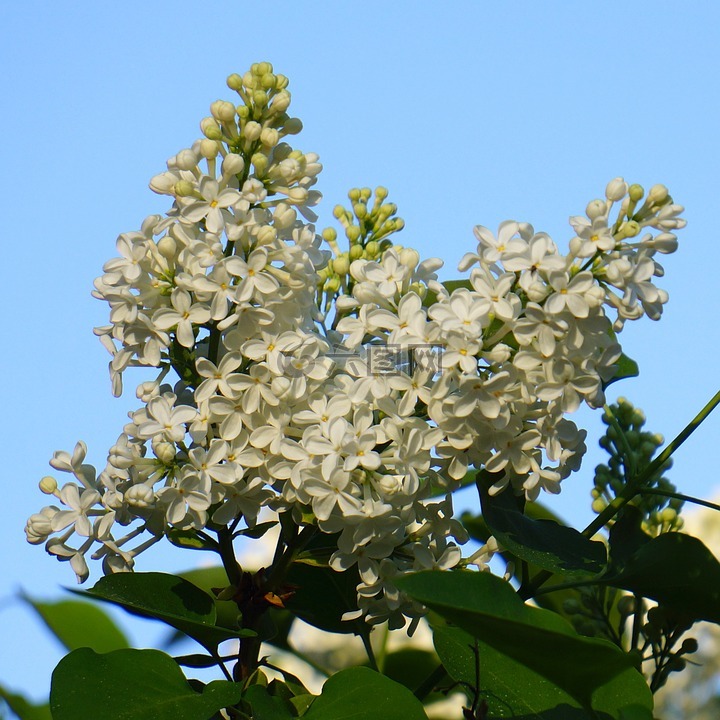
[{"xmin": 2, "ymin": 0, "xmax": 719, "ymax": 702}]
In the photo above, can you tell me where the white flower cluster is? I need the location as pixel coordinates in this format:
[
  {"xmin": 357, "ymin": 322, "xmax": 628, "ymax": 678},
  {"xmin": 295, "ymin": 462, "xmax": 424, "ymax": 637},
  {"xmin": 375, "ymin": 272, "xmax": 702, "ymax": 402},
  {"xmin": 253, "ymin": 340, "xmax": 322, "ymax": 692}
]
[{"xmin": 27, "ymin": 63, "xmax": 685, "ymax": 629}]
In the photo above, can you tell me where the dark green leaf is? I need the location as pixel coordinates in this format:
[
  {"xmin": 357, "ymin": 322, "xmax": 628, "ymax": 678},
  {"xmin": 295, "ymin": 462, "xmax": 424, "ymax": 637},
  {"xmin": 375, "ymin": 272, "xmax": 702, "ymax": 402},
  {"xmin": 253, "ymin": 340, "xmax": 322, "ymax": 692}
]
[
  {"xmin": 0, "ymin": 685, "xmax": 51, "ymax": 720},
  {"xmin": 607, "ymin": 506, "xmax": 652, "ymax": 569},
  {"xmin": 423, "ymin": 279, "xmax": 472, "ymax": 308},
  {"xmin": 177, "ymin": 567, "xmax": 239, "ymax": 631},
  {"xmin": 303, "ymin": 667, "xmax": 428, "ymax": 720},
  {"xmin": 173, "ymin": 654, "xmax": 220, "ymax": 669},
  {"xmin": 75, "ymin": 572, "xmax": 253, "ymax": 651},
  {"xmin": 381, "ymin": 648, "xmax": 439, "ymax": 693},
  {"xmin": 603, "ymin": 531, "xmax": 720, "ymax": 623},
  {"xmin": 50, "ymin": 648, "xmax": 241, "ymax": 720},
  {"xmin": 235, "ymin": 521, "xmax": 278, "ymax": 539},
  {"xmin": 434, "ymin": 624, "xmax": 586, "ymax": 718},
  {"xmin": 243, "ymin": 685, "xmax": 293, "ymax": 720},
  {"xmin": 284, "ymin": 562, "xmax": 364, "ymax": 636},
  {"xmin": 167, "ymin": 529, "xmax": 219, "ymax": 552},
  {"xmin": 21, "ymin": 595, "xmax": 129, "ymax": 653},
  {"xmin": 477, "ymin": 472, "xmax": 607, "ymax": 579},
  {"xmin": 397, "ymin": 571, "xmax": 652, "ymax": 716},
  {"xmin": 604, "ymin": 353, "xmax": 640, "ymax": 389}
]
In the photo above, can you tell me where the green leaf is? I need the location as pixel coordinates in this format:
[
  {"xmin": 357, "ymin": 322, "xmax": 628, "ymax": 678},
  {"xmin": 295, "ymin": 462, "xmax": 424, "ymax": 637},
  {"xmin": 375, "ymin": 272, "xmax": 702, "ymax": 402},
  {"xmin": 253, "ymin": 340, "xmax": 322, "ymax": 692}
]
[
  {"xmin": 0, "ymin": 685, "xmax": 51, "ymax": 720},
  {"xmin": 177, "ymin": 567, "xmax": 239, "ymax": 631},
  {"xmin": 303, "ymin": 667, "xmax": 428, "ymax": 720},
  {"xmin": 284, "ymin": 561, "xmax": 364, "ymax": 636},
  {"xmin": 604, "ymin": 353, "xmax": 640, "ymax": 388},
  {"xmin": 74, "ymin": 572, "xmax": 253, "ymax": 651},
  {"xmin": 381, "ymin": 648, "xmax": 439, "ymax": 692},
  {"xmin": 603, "ymin": 530, "xmax": 720, "ymax": 623},
  {"xmin": 397, "ymin": 571, "xmax": 652, "ymax": 717},
  {"xmin": 477, "ymin": 471, "xmax": 607, "ymax": 579},
  {"xmin": 422, "ymin": 279, "xmax": 472, "ymax": 308},
  {"xmin": 434, "ymin": 624, "xmax": 585, "ymax": 718},
  {"xmin": 21, "ymin": 595, "xmax": 129, "ymax": 653},
  {"xmin": 243, "ymin": 685, "xmax": 294, "ymax": 720},
  {"xmin": 50, "ymin": 648, "xmax": 241, "ymax": 720},
  {"xmin": 167, "ymin": 529, "xmax": 219, "ymax": 552}
]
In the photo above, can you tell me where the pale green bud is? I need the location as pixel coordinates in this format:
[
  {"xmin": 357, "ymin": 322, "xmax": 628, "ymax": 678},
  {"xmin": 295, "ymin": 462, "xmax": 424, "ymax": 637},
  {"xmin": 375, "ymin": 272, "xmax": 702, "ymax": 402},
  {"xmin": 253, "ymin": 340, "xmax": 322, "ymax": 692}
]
[
  {"xmin": 257, "ymin": 225, "xmax": 277, "ymax": 244},
  {"xmin": 619, "ymin": 220, "xmax": 640, "ymax": 239},
  {"xmin": 271, "ymin": 91, "xmax": 291, "ymax": 113},
  {"xmin": 325, "ymin": 277, "xmax": 341, "ymax": 292},
  {"xmin": 244, "ymin": 121, "xmax": 262, "ymax": 142},
  {"xmin": 289, "ymin": 187, "xmax": 308, "ymax": 203},
  {"xmin": 236, "ymin": 105, "xmax": 250, "ymax": 120},
  {"xmin": 256, "ymin": 61, "xmax": 272, "ymax": 76},
  {"xmin": 260, "ymin": 128, "xmax": 279, "ymax": 147},
  {"xmin": 199, "ymin": 139, "xmax": 220, "ymax": 159},
  {"xmin": 360, "ymin": 187, "xmax": 372, "ymax": 202},
  {"xmin": 628, "ymin": 184, "xmax": 644, "ymax": 202},
  {"xmin": 152, "ymin": 439, "xmax": 176, "ymax": 465},
  {"xmin": 393, "ymin": 218, "xmax": 405, "ymax": 231},
  {"xmin": 174, "ymin": 180, "xmax": 195, "ymax": 197},
  {"xmin": 251, "ymin": 153, "xmax": 268, "ymax": 175},
  {"xmin": 660, "ymin": 507, "xmax": 677, "ymax": 523},
  {"xmin": 592, "ymin": 498, "xmax": 607, "ymax": 513},
  {"xmin": 261, "ymin": 72, "xmax": 276, "ymax": 90},
  {"xmin": 365, "ymin": 240, "xmax": 379, "ymax": 257},
  {"xmin": 353, "ymin": 203, "xmax": 367, "ymax": 219},
  {"xmin": 375, "ymin": 186, "xmax": 389, "ymax": 201},
  {"xmin": 39, "ymin": 476, "xmax": 58, "ymax": 494},
  {"xmin": 275, "ymin": 74, "xmax": 289, "ymax": 90},
  {"xmin": 242, "ymin": 71, "xmax": 256, "ymax": 89},
  {"xmin": 333, "ymin": 204, "xmax": 347, "ymax": 220},
  {"xmin": 175, "ymin": 149, "xmax": 198, "ymax": 171},
  {"xmin": 227, "ymin": 73, "xmax": 243, "ymax": 91},
  {"xmin": 332, "ymin": 254, "xmax": 350, "ymax": 276},
  {"xmin": 409, "ymin": 281, "xmax": 427, "ymax": 298},
  {"xmin": 322, "ymin": 227, "xmax": 338, "ymax": 243},
  {"xmin": 349, "ymin": 244, "xmax": 364, "ymax": 260},
  {"xmin": 200, "ymin": 117, "xmax": 222, "ymax": 140},
  {"xmin": 648, "ymin": 184, "xmax": 669, "ymax": 205},
  {"xmin": 210, "ymin": 100, "xmax": 236, "ymax": 123},
  {"xmin": 348, "ymin": 188, "xmax": 361, "ymax": 202},
  {"xmin": 346, "ymin": 225, "xmax": 361, "ymax": 243},
  {"xmin": 253, "ymin": 90, "xmax": 268, "ymax": 108}
]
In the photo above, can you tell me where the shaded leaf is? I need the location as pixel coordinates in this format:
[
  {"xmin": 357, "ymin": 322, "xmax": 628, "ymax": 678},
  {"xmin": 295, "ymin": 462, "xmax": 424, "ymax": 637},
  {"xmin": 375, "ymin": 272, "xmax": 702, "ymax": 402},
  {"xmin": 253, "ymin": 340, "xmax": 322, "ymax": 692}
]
[
  {"xmin": 303, "ymin": 667, "xmax": 428, "ymax": 720},
  {"xmin": 167, "ymin": 529, "xmax": 219, "ymax": 552},
  {"xmin": 50, "ymin": 648, "xmax": 241, "ymax": 720},
  {"xmin": 21, "ymin": 596, "xmax": 129, "ymax": 653},
  {"xmin": 397, "ymin": 571, "xmax": 652, "ymax": 717},
  {"xmin": 603, "ymin": 530, "xmax": 720, "ymax": 623},
  {"xmin": 604, "ymin": 353, "xmax": 640, "ymax": 389},
  {"xmin": 478, "ymin": 471, "xmax": 607, "ymax": 579},
  {"xmin": 75, "ymin": 572, "xmax": 253, "ymax": 651},
  {"xmin": 243, "ymin": 684, "xmax": 293, "ymax": 720},
  {"xmin": 382, "ymin": 648, "xmax": 439, "ymax": 693}
]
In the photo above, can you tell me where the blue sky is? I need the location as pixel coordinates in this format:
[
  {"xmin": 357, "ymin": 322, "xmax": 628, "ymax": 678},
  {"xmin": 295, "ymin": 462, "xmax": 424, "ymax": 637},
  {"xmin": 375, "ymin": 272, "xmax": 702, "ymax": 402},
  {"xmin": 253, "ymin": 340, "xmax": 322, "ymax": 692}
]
[{"xmin": 2, "ymin": 0, "xmax": 719, "ymax": 701}]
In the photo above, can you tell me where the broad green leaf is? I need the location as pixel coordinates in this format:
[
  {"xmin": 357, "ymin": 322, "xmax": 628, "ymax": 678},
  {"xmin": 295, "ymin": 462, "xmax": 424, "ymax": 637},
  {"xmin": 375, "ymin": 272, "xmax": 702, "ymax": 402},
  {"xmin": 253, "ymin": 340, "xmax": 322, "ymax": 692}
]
[
  {"xmin": 478, "ymin": 471, "xmax": 607, "ymax": 579},
  {"xmin": 0, "ymin": 685, "xmax": 51, "ymax": 720},
  {"xmin": 75, "ymin": 572, "xmax": 253, "ymax": 651},
  {"xmin": 381, "ymin": 648, "xmax": 439, "ymax": 692},
  {"xmin": 178, "ymin": 567, "xmax": 239, "ymax": 631},
  {"xmin": 243, "ymin": 685, "xmax": 293, "ymax": 720},
  {"xmin": 284, "ymin": 561, "xmax": 364, "ymax": 636},
  {"xmin": 397, "ymin": 571, "xmax": 652, "ymax": 716},
  {"xmin": 303, "ymin": 667, "xmax": 428, "ymax": 720},
  {"xmin": 21, "ymin": 596, "xmax": 129, "ymax": 653},
  {"xmin": 422, "ymin": 278, "xmax": 472, "ymax": 308},
  {"xmin": 50, "ymin": 648, "xmax": 241, "ymax": 720},
  {"xmin": 603, "ymin": 530, "xmax": 720, "ymax": 623},
  {"xmin": 434, "ymin": 624, "xmax": 585, "ymax": 718}
]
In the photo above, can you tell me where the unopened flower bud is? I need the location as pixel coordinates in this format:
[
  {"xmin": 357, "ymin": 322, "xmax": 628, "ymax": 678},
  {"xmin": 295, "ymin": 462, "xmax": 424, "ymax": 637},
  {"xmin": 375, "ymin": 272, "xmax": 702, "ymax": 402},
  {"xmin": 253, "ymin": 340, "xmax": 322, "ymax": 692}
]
[
  {"xmin": 256, "ymin": 225, "xmax": 277, "ymax": 245},
  {"xmin": 260, "ymin": 128, "xmax": 279, "ymax": 147},
  {"xmin": 648, "ymin": 184, "xmax": 669, "ymax": 205},
  {"xmin": 253, "ymin": 90, "xmax": 268, "ymax": 108},
  {"xmin": 226, "ymin": 73, "xmax": 243, "ymax": 91},
  {"xmin": 273, "ymin": 203, "xmax": 296, "ymax": 228},
  {"xmin": 332, "ymin": 254, "xmax": 350, "ymax": 276},
  {"xmin": 200, "ymin": 117, "xmax": 223, "ymax": 140},
  {"xmin": 39, "ymin": 476, "xmax": 58, "ymax": 494},
  {"xmin": 288, "ymin": 187, "xmax": 308, "ymax": 203},
  {"xmin": 325, "ymin": 277, "xmax": 341, "ymax": 293},
  {"xmin": 353, "ymin": 203, "xmax": 367, "ymax": 219},
  {"xmin": 261, "ymin": 72, "xmax": 276, "ymax": 90},
  {"xmin": 157, "ymin": 236, "xmax": 177, "ymax": 260},
  {"xmin": 606, "ymin": 177, "xmax": 628, "ymax": 202},
  {"xmin": 322, "ymin": 227, "xmax": 338, "ymax": 243},
  {"xmin": 400, "ymin": 247, "xmax": 420, "ymax": 268},
  {"xmin": 222, "ymin": 153, "xmax": 245, "ymax": 176},
  {"xmin": 680, "ymin": 638, "xmax": 698, "ymax": 654},
  {"xmin": 174, "ymin": 180, "xmax": 195, "ymax": 197},
  {"xmin": 251, "ymin": 153, "xmax": 268, "ymax": 175},
  {"xmin": 628, "ymin": 184, "xmax": 644, "ymax": 202},
  {"xmin": 125, "ymin": 484, "xmax": 155, "ymax": 508},
  {"xmin": 365, "ymin": 240, "xmax": 379, "ymax": 257},
  {"xmin": 199, "ymin": 139, "xmax": 219, "ymax": 159},
  {"xmin": 210, "ymin": 100, "xmax": 236, "ymax": 123},
  {"xmin": 346, "ymin": 225, "xmax": 361, "ymax": 243},
  {"xmin": 592, "ymin": 498, "xmax": 607, "ymax": 513},
  {"xmin": 271, "ymin": 91, "xmax": 291, "ymax": 113},
  {"xmin": 618, "ymin": 220, "xmax": 640, "ymax": 239},
  {"xmin": 660, "ymin": 507, "xmax": 677, "ymax": 523},
  {"xmin": 586, "ymin": 199, "xmax": 606, "ymax": 220},
  {"xmin": 349, "ymin": 244, "xmax": 364, "ymax": 260},
  {"xmin": 175, "ymin": 149, "xmax": 198, "ymax": 171},
  {"xmin": 152, "ymin": 439, "xmax": 176, "ymax": 465},
  {"xmin": 244, "ymin": 121, "xmax": 262, "ymax": 141}
]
